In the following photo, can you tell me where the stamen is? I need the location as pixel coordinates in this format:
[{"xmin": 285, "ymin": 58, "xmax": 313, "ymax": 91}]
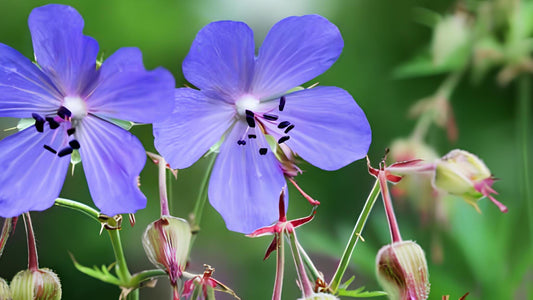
[
  {"xmin": 278, "ymin": 136, "xmax": 290, "ymax": 144},
  {"xmin": 259, "ymin": 148, "xmax": 268, "ymax": 155},
  {"xmin": 67, "ymin": 128, "xmax": 76, "ymax": 136},
  {"xmin": 57, "ymin": 106, "xmax": 72, "ymax": 119},
  {"xmin": 57, "ymin": 147, "xmax": 73, "ymax": 157},
  {"xmin": 278, "ymin": 121, "xmax": 290, "ymax": 129},
  {"xmin": 284, "ymin": 124, "xmax": 295, "ymax": 133},
  {"xmin": 263, "ymin": 113, "xmax": 279, "ymax": 121},
  {"xmin": 43, "ymin": 145, "xmax": 57, "ymax": 154},
  {"xmin": 45, "ymin": 117, "xmax": 60, "ymax": 130},
  {"xmin": 237, "ymin": 140, "xmax": 246, "ymax": 146},
  {"xmin": 69, "ymin": 140, "xmax": 80, "ymax": 149},
  {"xmin": 248, "ymin": 134, "xmax": 257, "ymax": 139},
  {"xmin": 245, "ymin": 110, "xmax": 256, "ymax": 128},
  {"xmin": 279, "ymin": 96, "xmax": 286, "ymax": 111},
  {"xmin": 32, "ymin": 113, "xmax": 45, "ymax": 133}
]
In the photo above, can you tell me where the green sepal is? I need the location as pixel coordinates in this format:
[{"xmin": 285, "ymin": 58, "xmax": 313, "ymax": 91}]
[
  {"xmin": 70, "ymin": 253, "xmax": 122, "ymax": 286},
  {"xmin": 17, "ymin": 118, "xmax": 34, "ymax": 131},
  {"xmin": 337, "ymin": 286, "xmax": 387, "ymax": 298}
]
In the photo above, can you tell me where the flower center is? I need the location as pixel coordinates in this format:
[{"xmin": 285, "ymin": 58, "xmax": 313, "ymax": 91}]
[
  {"xmin": 235, "ymin": 94, "xmax": 260, "ymax": 117},
  {"xmin": 63, "ymin": 96, "xmax": 87, "ymax": 120}
]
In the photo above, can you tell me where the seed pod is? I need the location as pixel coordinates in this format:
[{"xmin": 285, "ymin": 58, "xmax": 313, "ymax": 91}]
[{"xmin": 10, "ymin": 268, "xmax": 61, "ymax": 300}]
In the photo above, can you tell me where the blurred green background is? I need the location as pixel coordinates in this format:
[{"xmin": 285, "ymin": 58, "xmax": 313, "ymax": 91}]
[{"xmin": 0, "ymin": 0, "xmax": 531, "ymax": 299}]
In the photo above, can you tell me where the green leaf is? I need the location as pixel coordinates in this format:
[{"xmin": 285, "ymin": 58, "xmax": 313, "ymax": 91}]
[
  {"xmin": 337, "ymin": 286, "xmax": 387, "ymax": 298},
  {"xmin": 69, "ymin": 253, "xmax": 122, "ymax": 286},
  {"xmin": 339, "ymin": 276, "xmax": 355, "ymax": 290},
  {"xmin": 393, "ymin": 45, "xmax": 469, "ymax": 79}
]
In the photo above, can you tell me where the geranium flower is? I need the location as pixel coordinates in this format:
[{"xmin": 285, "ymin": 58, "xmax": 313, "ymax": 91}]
[
  {"xmin": 0, "ymin": 5, "xmax": 174, "ymax": 217},
  {"xmin": 154, "ymin": 15, "xmax": 371, "ymax": 233}
]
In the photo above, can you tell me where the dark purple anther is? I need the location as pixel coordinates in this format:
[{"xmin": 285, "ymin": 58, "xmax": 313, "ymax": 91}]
[
  {"xmin": 57, "ymin": 147, "xmax": 73, "ymax": 157},
  {"xmin": 69, "ymin": 140, "xmax": 80, "ymax": 149},
  {"xmin": 245, "ymin": 109, "xmax": 256, "ymax": 128},
  {"xmin": 237, "ymin": 140, "xmax": 246, "ymax": 146},
  {"xmin": 248, "ymin": 134, "xmax": 257, "ymax": 139},
  {"xmin": 67, "ymin": 128, "xmax": 76, "ymax": 136},
  {"xmin": 259, "ymin": 148, "xmax": 268, "ymax": 155},
  {"xmin": 57, "ymin": 106, "xmax": 72, "ymax": 119},
  {"xmin": 32, "ymin": 113, "xmax": 45, "ymax": 133},
  {"xmin": 46, "ymin": 117, "xmax": 60, "ymax": 130},
  {"xmin": 263, "ymin": 113, "xmax": 279, "ymax": 121},
  {"xmin": 279, "ymin": 96, "xmax": 286, "ymax": 111},
  {"xmin": 277, "ymin": 121, "xmax": 290, "ymax": 129},
  {"xmin": 43, "ymin": 145, "xmax": 57, "ymax": 154},
  {"xmin": 284, "ymin": 124, "xmax": 294, "ymax": 133},
  {"xmin": 278, "ymin": 136, "xmax": 290, "ymax": 144}
]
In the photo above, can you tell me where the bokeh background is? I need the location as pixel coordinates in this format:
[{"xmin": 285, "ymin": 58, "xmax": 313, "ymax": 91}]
[{"xmin": 0, "ymin": 0, "xmax": 531, "ymax": 299}]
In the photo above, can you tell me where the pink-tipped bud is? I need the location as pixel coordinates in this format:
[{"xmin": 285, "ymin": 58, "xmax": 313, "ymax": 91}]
[
  {"xmin": 433, "ymin": 149, "xmax": 507, "ymax": 212},
  {"xmin": 142, "ymin": 216, "xmax": 191, "ymax": 287},
  {"xmin": 376, "ymin": 241, "xmax": 430, "ymax": 300},
  {"xmin": 10, "ymin": 268, "xmax": 62, "ymax": 300},
  {"xmin": 0, "ymin": 277, "xmax": 11, "ymax": 300}
]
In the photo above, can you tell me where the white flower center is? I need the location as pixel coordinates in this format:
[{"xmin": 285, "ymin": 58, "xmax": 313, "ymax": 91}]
[
  {"xmin": 63, "ymin": 96, "xmax": 87, "ymax": 120},
  {"xmin": 235, "ymin": 94, "xmax": 260, "ymax": 116}
]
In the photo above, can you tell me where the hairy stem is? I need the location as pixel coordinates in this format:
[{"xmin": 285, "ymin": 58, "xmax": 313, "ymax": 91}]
[{"xmin": 23, "ymin": 213, "xmax": 38, "ymax": 271}]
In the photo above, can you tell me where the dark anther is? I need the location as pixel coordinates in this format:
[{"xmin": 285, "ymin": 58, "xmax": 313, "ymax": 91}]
[
  {"xmin": 279, "ymin": 96, "xmax": 286, "ymax": 111},
  {"xmin": 259, "ymin": 148, "xmax": 268, "ymax": 155},
  {"xmin": 284, "ymin": 124, "xmax": 295, "ymax": 133},
  {"xmin": 57, "ymin": 106, "xmax": 72, "ymax": 119},
  {"xmin": 278, "ymin": 136, "xmax": 290, "ymax": 144},
  {"xmin": 245, "ymin": 109, "xmax": 256, "ymax": 128},
  {"xmin": 67, "ymin": 128, "xmax": 76, "ymax": 136},
  {"xmin": 237, "ymin": 140, "xmax": 246, "ymax": 146},
  {"xmin": 57, "ymin": 147, "xmax": 73, "ymax": 157},
  {"xmin": 32, "ymin": 113, "xmax": 45, "ymax": 133},
  {"xmin": 263, "ymin": 113, "xmax": 279, "ymax": 121},
  {"xmin": 278, "ymin": 121, "xmax": 290, "ymax": 129},
  {"xmin": 69, "ymin": 140, "xmax": 80, "ymax": 149},
  {"xmin": 248, "ymin": 134, "xmax": 257, "ymax": 139},
  {"xmin": 43, "ymin": 145, "xmax": 57, "ymax": 154},
  {"xmin": 46, "ymin": 117, "xmax": 60, "ymax": 130}
]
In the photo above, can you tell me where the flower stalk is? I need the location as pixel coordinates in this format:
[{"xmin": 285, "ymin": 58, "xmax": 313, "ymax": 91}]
[
  {"xmin": 288, "ymin": 232, "xmax": 314, "ymax": 298},
  {"xmin": 329, "ymin": 178, "xmax": 380, "ymax": 292},
  {"xmin": 273, "ymin": 235, "xmax": 285, "ymax": 300},
  {"xmin": 518, "ymin": 75, "xmax": 533, "ymax": 249},
  {"xmin": 23, "ymin": 213, "xmax": 39, "ymax": 271}
]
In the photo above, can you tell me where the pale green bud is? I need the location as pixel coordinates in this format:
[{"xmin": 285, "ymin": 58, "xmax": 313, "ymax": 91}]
[
  {"xmin": 431, "ymin": 13, "xmax": 470, "ymax": 66},
  {"xmin": 10, "ymin": 268, "xmax": 61, "ymax": 300},
  {"xmin": 376, "ymin": 241, "xmax": 430, "ymax": 300},
  {"xmin": 142, "ymin": 216, "xmax": 191, "ymax": 286},
  {"xmin": 0, "ymin": 278, "xmax": 11, "ymax": 300},
  {"xmin": 298, "ymin": 293, "xmax": 339, "ymax": 300},
  {"xmin": 434, "ymin": 150, "xmax": 488, "ymax": 198}
]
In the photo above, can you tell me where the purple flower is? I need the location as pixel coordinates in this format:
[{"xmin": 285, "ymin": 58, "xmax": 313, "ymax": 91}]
[
  {"xmin": 154, "ymin": 15, "xmax": 371, "ymax": 233},
  {"xmin": 0, "ymin": 5, "xmax": 175, "ymax": 217}
]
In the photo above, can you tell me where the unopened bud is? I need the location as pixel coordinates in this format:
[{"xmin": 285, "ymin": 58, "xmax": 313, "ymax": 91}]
[
  {"xmin": 0, "ymin": 278, "xmax": 11, "ymax": 300},
  {"xmin": 298, "ymin": 293, "xmax": 339, "ymax": 300},
  {"xmin": 376, "ymin": 241, "xmax": 430, "ymax": 300},
  {"xmin": 433, "ymin": 149, "xmax": 507, "ymax": 212},
  {"xmin": 10, "ymin": 268, "xmax": 61, "ymax": 300},
  {"xmin": 142, "ymin": 216, "xmax": 191, "ymax": 286},
  {"xmin": 431, "ymin": 13, "xmax": 470, "ymax": 66}
]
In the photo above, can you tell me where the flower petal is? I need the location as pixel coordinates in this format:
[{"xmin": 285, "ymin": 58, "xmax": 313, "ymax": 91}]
[
  {"xmin": 252, "ymin": 15, "xmax": 343, "ymax": 98},
  {"xmin": 88, "ymin": 47, "xmax": 175, "ymax": 123},
  {"xmin": 0, "ymin": 126, "xmax": 70, "ymax": 217},
  {"xmin": 182, "ymin": 21, "xmax": 255, "ymax": 102},
  {"xmin": 29, "ymin": 4, "xmax": 99, "ymax": 96},
  {"xmin": 262, "ymin": 86, "xmax": 371, "ymax": 171},
  {"xmin": 76, "ymin": 116, "xmax": 147, "ymax": 215},
  {"xmin": 0, "ymin": 43, "xmax": 61, "ymax": 118},
  {"xmin": 154, "ymin": 88, "xmax": 235, "ymax": 169},
  {"xmin": 208, "ymin": 121, "xmax": 287, "ymax": 233}
]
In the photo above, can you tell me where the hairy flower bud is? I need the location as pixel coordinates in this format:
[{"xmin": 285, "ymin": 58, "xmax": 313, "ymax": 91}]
[
  {"xmin": 433, "ymin": 149, "xmax": 507, "ymax": 212},
  {"xmin": 298, "ymin": 293, "xmax": 339, "ymax": 300},
  {"xmin": 142, "ymin": 216, "xmax": 191, "ymax": 286},
  {"xmin": 376, "ymin": 241, "xmax": 430, "ymax": 300},
  {"xmin": 0, "ymin": 278, "xmax": 11, "ymax": 300},
  {"xmin": 10, "ymin": 268, "xmax": 61, "ymax": 300}
]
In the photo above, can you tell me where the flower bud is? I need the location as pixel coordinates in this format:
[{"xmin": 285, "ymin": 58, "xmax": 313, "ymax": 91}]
[
  {"xmin": 297, "ymin": 293, "xmax": 339, "ymax": 300},
  {"xmin": 0, "ymin": 278, "xmax": 11, "ymax": 300},
  {"xmin": 10, "ymin": 268, "xmax": 61, "ymax": 300},
  {"xmin": 376, "ymin": 241, "xmax": 430, "ymax": 300},
  {"xmin": 433, "ymin": 149, "xmax": 507, "ymax": 212},
  {"xmin": 431, "ymin": 13, "xmax": 470, "ymax": 66},
  {"xmin": 142, "ymin": 216, "xmax": 191, "ymax": 286}
]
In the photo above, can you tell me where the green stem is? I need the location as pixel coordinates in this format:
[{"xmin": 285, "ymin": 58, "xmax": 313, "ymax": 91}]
[
  {"xmin": 288, "ymin": 232, "xmax": 314, "ymax": 297},
  {"xmin": 54, "ymin": 198, "xmax": 100, "ymax": 221},
  {"xmin": 129, "ymin": 269, "xmax": 167, "ymax": 287},
  {"xmin": 518, "ymin": 75, "xmax": 533, "ymax": 251},
  {"xmin": 297, "ymin": 242, "xmax": 322, "ymax": 283},
  {"xmin": 329, "ymin": 179, "xmax": 380, "ymax": 292}
]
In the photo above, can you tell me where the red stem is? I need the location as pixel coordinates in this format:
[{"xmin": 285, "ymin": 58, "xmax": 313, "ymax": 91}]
[
  {"xmin": 158, "ymin": 156, "xmax": 170, "ymax": 216},
  {"xmin": 23, "ymin": 213, "xmax": 39, "ymax": 271},
  {"xmin": 378, "ymin": 172, "xmax": 402, "ymax": 243}
]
